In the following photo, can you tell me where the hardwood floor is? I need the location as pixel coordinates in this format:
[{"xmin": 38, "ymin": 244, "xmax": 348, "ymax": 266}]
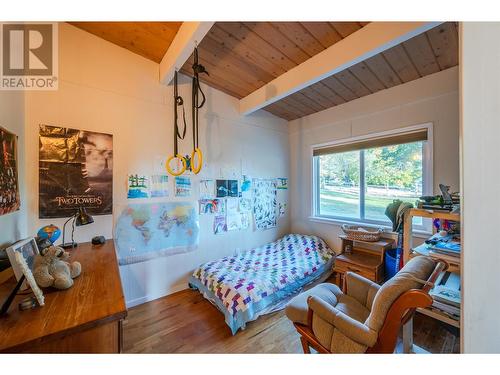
[{"xmin": 123, "ymin": 288, "xmax": 460, "ymax": 354}]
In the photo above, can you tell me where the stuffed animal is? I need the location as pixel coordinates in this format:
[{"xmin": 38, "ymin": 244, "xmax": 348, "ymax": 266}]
[{"xmin": 33, "ymin": 245, "xmax": 81, "ymax": 290}]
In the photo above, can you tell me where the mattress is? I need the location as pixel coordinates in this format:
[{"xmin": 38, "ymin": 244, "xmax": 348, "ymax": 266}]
[{"xmin": 188, "ymin": 233, "xmax": 335, "ymax": 334}]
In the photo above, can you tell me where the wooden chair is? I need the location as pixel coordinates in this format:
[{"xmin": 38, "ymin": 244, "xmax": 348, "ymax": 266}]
[{"xmin": 286, "ymin": 256, "xmax": 447, "ymax": 354}]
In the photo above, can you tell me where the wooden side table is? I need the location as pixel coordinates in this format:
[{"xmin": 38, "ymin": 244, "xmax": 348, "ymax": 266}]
[{"xmin": 333, "ymin": 235, "xmax": 394, "ymax": 289}]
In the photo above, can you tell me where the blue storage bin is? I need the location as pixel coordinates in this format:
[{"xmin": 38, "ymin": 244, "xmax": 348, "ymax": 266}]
[{"xmin": 385, "ymin": 248, "xmax": 398, "ymax": 281}]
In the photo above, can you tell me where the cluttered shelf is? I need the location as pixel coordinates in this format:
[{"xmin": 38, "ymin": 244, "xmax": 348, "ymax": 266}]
[
  {"xmin": 410, "ymin": 243, "xmax": 460, "ymax": 273},
  {"xmin": 403, "ymin": 205, "xmax": 461, "ymax": 329}
]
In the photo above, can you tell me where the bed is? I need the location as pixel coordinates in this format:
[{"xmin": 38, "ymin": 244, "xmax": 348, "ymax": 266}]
[{"xmin": 188, "ymin": 234, "xmax": 335, "ymax": 334}]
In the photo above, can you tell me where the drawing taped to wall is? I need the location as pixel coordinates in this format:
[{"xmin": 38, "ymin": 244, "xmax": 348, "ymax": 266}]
[
  {"xmin": 199, "ymin": 179, "xmax": 215, "ymax": 199},
  {"xmin": 216, "ymin": 179, "xmax": 239, "ymax": 198},
  {"xmin": 127, "ymin": 174, "xmax": 149, "ymax": 199},
  {"xmin": 199, "ymin": 199, "xmax": 225, "ymax": 214},
  {"xmin": 239, "ymin": 198, "xmax": 252, "ymax": 213},
  {"xmin": 39, "ymin": 125, "xmax": 113, "ymax": 218},
  {"xmin": 240, "ymin": 212, "xmax": 251, "ymax": 230},
  {"xmin": 241, "ymin": 175, "xmax": 252, "ymax": 192},
  {"xmin": 0, "ymin": 126, "xmax": 20, "ymax": 216},
  {"xmin": 227, "ymin": 213, "xmax": 242, "ymax": 231},
  {"xmin": 214, "ymin": 215, "xmax": 227, "ymax": 235},
  {"xmin": 150, "ymin": 174, "xmax": 169, "ymax": 198},
  {"xmin": 253, "ymin": 179, "xmax": 277, "ymax": 230},
  {"xmin": 277, "ymin": 178, "xmax": 288, "ymax": 190},
  {"xmin": 226, "ymin": 198, "xmax": 239, "ymax": 215},
  {"xmin": 175, "ymin": 176, "xmax": 192, "ymax": 197}
]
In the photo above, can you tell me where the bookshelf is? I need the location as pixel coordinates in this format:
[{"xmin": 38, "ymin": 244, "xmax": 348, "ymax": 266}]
[
  {"xmin": 401, "ymin": 208, "xmax": 461, "ymax": 353},
  {"xmin": 403, "ymin": 208, "xmax": 461, "ymax": 274}
]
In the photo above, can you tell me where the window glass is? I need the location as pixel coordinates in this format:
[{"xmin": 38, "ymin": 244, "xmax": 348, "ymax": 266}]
[
  {"xmin": 318, "ymin": 151, "xmax": 360, "ymax": 219},
  {"xmin": 315, "ymin": 139, "xmax": 425, "ymax": 227},
  {"xmin": 364, "ymin": 142, "xmax": 423, "ymax": 222}
]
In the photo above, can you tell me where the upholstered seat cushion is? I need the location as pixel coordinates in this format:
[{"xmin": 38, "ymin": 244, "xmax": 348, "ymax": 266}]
[
  {"xmin": 285, "ymin": 283, "xmax": 370, "ymax": 326},
  {"xmin": 364, "ymin": 255, "xmax": 436, "ymax": 332}
]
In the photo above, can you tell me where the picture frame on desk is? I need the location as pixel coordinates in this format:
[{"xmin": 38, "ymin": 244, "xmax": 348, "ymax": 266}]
[{"xmin": 5, "ymin": 237, "xmax": 45, "ymax": 306}]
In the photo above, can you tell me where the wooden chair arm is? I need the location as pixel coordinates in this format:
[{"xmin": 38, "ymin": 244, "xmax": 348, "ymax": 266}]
[{"xmin": 367, "ymin": 289, "xmax": 433, "ymax": 353}]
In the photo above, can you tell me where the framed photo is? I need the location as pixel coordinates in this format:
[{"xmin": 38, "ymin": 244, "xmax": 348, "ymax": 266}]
[{"xmin": 6, "ymin": 238, "xmax": 45, "ymax": 306}]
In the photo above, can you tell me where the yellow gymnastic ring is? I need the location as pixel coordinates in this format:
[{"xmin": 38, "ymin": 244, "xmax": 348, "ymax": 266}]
[
  {"xmin": 190, "ymin": 148, "xmax": 203, "ymax": 175},
  {"xmin": 166, "ymin": 154, "xmax": 187, "ymax": 176}
]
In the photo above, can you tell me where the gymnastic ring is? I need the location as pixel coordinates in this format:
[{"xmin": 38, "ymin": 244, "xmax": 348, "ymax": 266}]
[
  {"xmin": 166, "ymin": 154, "xmax": 187, "ymax": 176},
  {"xmin": 190, "ymin": 148, "xmax": 203, "ymax": 175}
]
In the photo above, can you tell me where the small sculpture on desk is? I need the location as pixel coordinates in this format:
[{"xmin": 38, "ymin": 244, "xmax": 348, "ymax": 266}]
[{"xmin": 33, "ymin": 246, "xmax": 81, "ymax": 290}]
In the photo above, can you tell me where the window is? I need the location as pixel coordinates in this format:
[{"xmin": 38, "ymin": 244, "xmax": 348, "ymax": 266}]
[{"xmin": 312, "ymin": 126, "xmax": 432, "ymax": 231}]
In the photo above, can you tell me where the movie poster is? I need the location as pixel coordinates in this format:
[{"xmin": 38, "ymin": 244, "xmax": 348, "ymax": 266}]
[
  {"xmin": 39, "ymin": 125, "xmax": 113, "ymax": 218},
  {"xmin": 0, "ymin": 126, "xmax": 20, "ymax": 216}
]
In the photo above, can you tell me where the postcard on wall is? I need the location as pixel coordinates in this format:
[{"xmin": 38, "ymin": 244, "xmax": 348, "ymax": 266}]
[
  {"xmin": 175, "ymin": 176, "xmax": 192, "ymax": 197},
  {"xmin": 277, "ymin": 178, "xmax": 288, "ymax": 190},
  {"xmin": 39, "ymin": 125, "xmax": 113, "ymax": 218},
  {"xmin": 199, "ymin": 179, "xmax": 215, "ymax": 199},
  {"xmin": 253, "ymin": 178, "xmax": 277, "ymax": 230},
  {"xmin": 127, "ymin": 174, "xmax": 149, "ymax": 199},
  {"xmin": 214, "ymin": 215, "xmax": 227, "ymax": 235},
  {"xmin": 199, "ymin": 199, "xmax": 225, "ymax": 215},
  {"xmin": 239, "ymin": 198, "xmax": 252, "ymax": 213},
  {"xmin": 150, "ymin": 174, "xmax": 169, "ymax": 198},
  {"xmin": 0, "ymin": 126, "xmax": 20, "ymax": 216}
]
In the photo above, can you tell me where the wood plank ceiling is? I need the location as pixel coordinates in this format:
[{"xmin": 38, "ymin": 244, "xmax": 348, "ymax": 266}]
[
  {"xmin": 181, "ymin": 22, "xmax": 458, "ymax": 120},
  {"xmin": 69, "ymin": 22, "xmax": 182, "ymax": 62},
  {"xmin": 263, "ymin": 22, "xmax": 459, "ymax": 120},
  {"xmin": 70, "ymin": 22, "xmax": 458, "ymax": 121},
  {"xmin": 180, "ymin": 22, "xmax": 368, "ymax": 100}
]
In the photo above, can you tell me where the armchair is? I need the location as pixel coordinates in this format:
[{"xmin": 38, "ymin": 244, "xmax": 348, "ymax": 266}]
[{"xmin": 285, "ymin": 255, "xmax": 447, "ymax": 354}]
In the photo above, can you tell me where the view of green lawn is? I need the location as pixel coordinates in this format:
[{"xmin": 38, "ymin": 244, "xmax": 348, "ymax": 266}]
[{"xmin": 319, "ymin": 188, "xmax": 418, "ymax": 222}]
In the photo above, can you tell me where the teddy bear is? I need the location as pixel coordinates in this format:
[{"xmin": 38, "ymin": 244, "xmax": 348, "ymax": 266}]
[{"xmin": 33, "ymin": 245, "xmax": 82, "ymax": 290}]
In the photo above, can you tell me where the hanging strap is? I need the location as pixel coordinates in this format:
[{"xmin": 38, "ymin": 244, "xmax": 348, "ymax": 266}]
[
  {"xmin": 173, "ymin": 71, "xmax": 187, "ymax": 155},
  {"xmin": 191, "ymin": 47, "xmax": 208, "ymax": 151}
]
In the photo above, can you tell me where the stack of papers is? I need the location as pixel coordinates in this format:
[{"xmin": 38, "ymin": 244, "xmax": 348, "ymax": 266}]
[{"xmin": 429, "ymin": 271, "xmax": 461, "ymax": 320}]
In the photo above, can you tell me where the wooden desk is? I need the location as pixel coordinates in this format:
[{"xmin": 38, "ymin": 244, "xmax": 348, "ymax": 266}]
[
  {"xmin": 0, "ymin": 240, "xmax": 127, "ymax": 353},
  {"xmin": 333, "ymin": 235, "xmax": 394, "ymax": 289}
]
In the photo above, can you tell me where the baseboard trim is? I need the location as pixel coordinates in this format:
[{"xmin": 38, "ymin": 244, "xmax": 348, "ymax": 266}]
[{"xmin": 125, "ymin": 283, "xmax": 188, "ymax": 308}]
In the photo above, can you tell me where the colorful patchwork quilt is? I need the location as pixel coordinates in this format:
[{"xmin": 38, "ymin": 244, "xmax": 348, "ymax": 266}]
[{"xmin": 188, "ymin": 234, "xmax": 334, "ymax": 334}]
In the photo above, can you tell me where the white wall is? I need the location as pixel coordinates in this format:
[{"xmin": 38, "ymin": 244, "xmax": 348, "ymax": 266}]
[
  {"xmin": 461, "ymin": 22, "xmax": 500, "ymax": 353},
  {"xmin": 24, "ymin": 23, "xmax": 290, "ymax": 306},
  {"xmin": 0, "ymin": 91, "xmax": 27, "ymax": 249},
  {"xmin": 289, "ymin": 67, "xmax": 460, "ymax": 252}
]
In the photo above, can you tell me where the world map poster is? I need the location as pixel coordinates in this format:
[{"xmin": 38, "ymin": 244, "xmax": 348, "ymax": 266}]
[{"xmin": 114, "ymin": 201, "xmax": 199, "ymax": 265}]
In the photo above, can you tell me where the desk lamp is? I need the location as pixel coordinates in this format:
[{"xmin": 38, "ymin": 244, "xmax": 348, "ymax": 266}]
[{"xmin": 61, "ymin": 207, "xmax": 94, "ymax": 249}]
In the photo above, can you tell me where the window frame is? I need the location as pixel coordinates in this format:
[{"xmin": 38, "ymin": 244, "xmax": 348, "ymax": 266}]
[{"xmin": 311, "ymin": 123, "xmax": 433, "ymax": 232}]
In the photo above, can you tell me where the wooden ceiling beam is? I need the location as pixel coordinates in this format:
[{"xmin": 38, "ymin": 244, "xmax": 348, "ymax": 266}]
[
  {"xmin": 239, "ymin": 22, "xmax": 442, "ymax": 116},
  {"xmin": 159, "ymin": 22, "xmax": 214, "ymax": 85}
]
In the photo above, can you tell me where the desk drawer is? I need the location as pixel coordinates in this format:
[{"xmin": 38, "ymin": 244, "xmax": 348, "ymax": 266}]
[{"xmin": 334, "ymin": 260, "xmax": 376, "ymax": 280}]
